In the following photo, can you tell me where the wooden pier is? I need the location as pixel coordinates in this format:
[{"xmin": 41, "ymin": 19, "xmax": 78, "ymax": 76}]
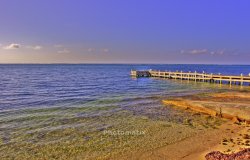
[{"xmin": 131, "ymin": 70, "xmax": 250, "ymax": 86}]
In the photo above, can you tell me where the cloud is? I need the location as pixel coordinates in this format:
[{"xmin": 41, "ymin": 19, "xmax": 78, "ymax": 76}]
[
  {"xmin": 210, "ymin": 50, "xmax": 225, "ymax": 55},
  {"xmin": 57, "ymin": 49, "xmax": 70, "ymax": 53},
  {"xmin": 3, "ymin": 43, "xmax": 21, "ymax": 50},
  {"xmin": 54, "ymin": 44, "xmax": 63, "ymax": 48},
  {"xmin": 55, "ymin": 45, "xmax": 70, "ymax": 53},
  {"xmin": 87, "ymin": 48, "xmax": 109, "ymax": 53},
  {"xmin": 33, "ymin": 46, "xmax": 42, "ymax": 50},
  {"xmin": 87, "ymin": 48, "xmax": 95, "ymax": 52},
  {"xmin": 2, "ymin": 43, "xmax": 43, "ymax": 51},
  {"xmin": 181, "ymin": 49, "xmax": 226, "ymax": 56},
  {"xmin": 189, "ymin": 49, "xmax": 208, "ymax": 55},
  {"xmin": 101, "ymin": 48, "xmax": 109, "ymax": 53},
  {"xmin": 26, "ymin": 45, "xmax": 42, "ymax": 50}
]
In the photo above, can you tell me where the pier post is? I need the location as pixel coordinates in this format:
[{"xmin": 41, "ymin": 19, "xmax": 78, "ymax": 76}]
[
  {"xmin": 241, "ymin": 73, "xmax": 244, "ymax": 86},
  {"xmin": 202, "ymin": 71, "xmax": 205, "ymax": 82},
  {"xmin": 195, "ymin": 71, "xmax": 197, "ymax": 82},
  {"xmin": 210, "ymin": 73, "xmax": 213, "ymax": 83},
  {"xmin": 218, "ymin": 73, "xmax": 222, "ymax": 84}
]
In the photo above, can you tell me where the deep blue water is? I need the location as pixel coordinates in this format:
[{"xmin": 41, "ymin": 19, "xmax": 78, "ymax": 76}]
[{"xmin": 0, "ymin": 64, "xmax": 250, "ymax": 111}]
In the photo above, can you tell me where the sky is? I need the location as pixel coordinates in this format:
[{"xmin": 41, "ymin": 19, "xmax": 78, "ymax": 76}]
[{"xmin": 0, "ymin": 0, "xmax": 250, "ymax": 64}]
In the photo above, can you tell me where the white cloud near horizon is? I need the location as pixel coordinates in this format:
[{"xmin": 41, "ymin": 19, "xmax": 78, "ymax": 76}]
[
  {"xmin": 210, "ymin": 50, "xmax": 225, "ymax": 55},
  {"xmin": 87, "ymin": 48, "xmax": 95, "ymax": 52},
  {"xmin": 86, "ymin": 48, "xmax": 110, "ymax": 54},
  {"xmin": 189, "ymin": 49, "xmax": 208, "ymax": 55},
  {"xmin": 2, "ymin": 43, "xmax": 43, "ymax": 51},
  {"xmin": 3, "ymin": 43, "xmax": 21, "ymax": 50},
  {"xmin": 101, "ymin": 48, "xmax": 109, "ymax": 53},
  {"xmin": 181, "ymin": 49, "xmax": 225, "ymax": 56},
  {"xmin": 57, "ymin": 48, "xmax": 70, "ymax": 53},
  {"xmin": 26, "ymin": 45, "xmax": 42, "ymax": 50},
  {"xmin": 54, "ymin": 44, "xmax": 63, "ymax": 48}
]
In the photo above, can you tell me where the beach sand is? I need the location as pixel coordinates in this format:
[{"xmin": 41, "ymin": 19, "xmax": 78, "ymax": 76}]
[{"xmin": 137, "ymin": 122, "xmax": 247, "ymax": 160}]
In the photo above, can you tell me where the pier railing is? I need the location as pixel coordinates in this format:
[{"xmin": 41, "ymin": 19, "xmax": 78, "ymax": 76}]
[{"xmin": 131, "ymin": 70, "xmax": 250, "ymax": 86}]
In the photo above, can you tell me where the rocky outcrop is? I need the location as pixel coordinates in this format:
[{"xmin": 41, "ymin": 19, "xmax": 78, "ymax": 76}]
[
  {"xmin": 162, "ymin": 98, "xmax": 250, "ymax": 124},
  {"xmin": 205, "ymin": 148, "xmax": 250, "ymax": 160},
  {"xmin": 162, "ymin": 99, "xmax": 217, "ymax": 116}
]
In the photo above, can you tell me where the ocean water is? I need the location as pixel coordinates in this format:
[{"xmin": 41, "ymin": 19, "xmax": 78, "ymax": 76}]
[
  {"xmin": 0, "ymin": 64, "xmax": 249, "ymax": 159},
  {"xmin": 1, "ymin": 64, "xmax": 249, "ymax": 110}
]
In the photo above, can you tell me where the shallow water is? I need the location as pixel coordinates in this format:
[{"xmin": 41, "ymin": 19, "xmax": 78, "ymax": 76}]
[{"xmin": 0, "ymin": 64, "xmax": 249, "ymax": 159}]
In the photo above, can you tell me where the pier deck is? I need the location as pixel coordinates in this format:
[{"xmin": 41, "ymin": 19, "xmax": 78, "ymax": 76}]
[{"xmin": 131, "ymin": 70, "xmax": 250, "ymax": 86}]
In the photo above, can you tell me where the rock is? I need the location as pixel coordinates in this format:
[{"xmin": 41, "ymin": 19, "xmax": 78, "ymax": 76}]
[
  {"xmin": 232, "ymin": 116, "xmax": 240, "ymax": 124},
  {"xmin": 205, "ymin": 148, "xmax": 250, "ymax": 160}
]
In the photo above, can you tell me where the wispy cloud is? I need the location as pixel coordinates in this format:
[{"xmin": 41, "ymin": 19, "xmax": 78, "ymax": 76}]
[
  {"xmin": 87, "ymin": 48, "xmax": 110, "ymax": 54},
  {"xmin": 26, "ymin": 45, "xmax": 42, "ymax": 50},
  {"xmin": 189, "ymin": 49, "xmax": 208, "ymax": 55},
  {"xmin": 87, "ymin": 48, "xmax": 95, "ymax": 52},
  {"xmin": 3, "ymin": 43, "xmax": 21, "ymax": 50},
  {"xmin": 181, "ymin": 49, "xmax": 226, "ymax": 56},
  {"xmin": 54, "ymin": 44, "xmax": 63, "ymax": 48},
  {"xmin": 210, "ymin": 49, "xmax": 225, "ymax": 55},
  {"xmin": 101, "ymin": 48, "xmax": 109, "ymax": 53},
  {"xmin": 57, "ymin": 48, "xmax": 70, "ymax": 53},
  {"xmin": 2, "ymin": 43, "xmax": 43, "ymax": 51},
  {"xmin": 55, "ymin": 45, "xmax": 71, "ymax": 53}
]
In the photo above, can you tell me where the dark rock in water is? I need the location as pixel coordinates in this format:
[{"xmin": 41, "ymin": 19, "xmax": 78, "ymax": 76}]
[{"xmin": 205, "ymin": 148, "xmax": 250, "ymax": 160}]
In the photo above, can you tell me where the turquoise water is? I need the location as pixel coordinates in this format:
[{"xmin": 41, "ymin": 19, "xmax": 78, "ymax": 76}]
[{"xmin": 0, "ymin": 64, "xmax": 249, "ymax": 159}]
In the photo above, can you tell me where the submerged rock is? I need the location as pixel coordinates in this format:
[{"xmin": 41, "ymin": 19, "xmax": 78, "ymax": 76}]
[{"xmin": 205, "ymin": 148, "xmax": 250, "ymax": 160}]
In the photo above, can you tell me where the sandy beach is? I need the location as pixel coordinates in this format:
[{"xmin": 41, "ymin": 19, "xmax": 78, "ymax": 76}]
[{"xmin": 138, "ymin": 122, "xmax": 247, "ymax": 160}]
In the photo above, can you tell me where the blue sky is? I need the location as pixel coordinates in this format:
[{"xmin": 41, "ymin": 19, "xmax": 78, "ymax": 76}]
[{"xmin": 0, "ymin": 0, "xmax": 250, "ymax": 64}]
